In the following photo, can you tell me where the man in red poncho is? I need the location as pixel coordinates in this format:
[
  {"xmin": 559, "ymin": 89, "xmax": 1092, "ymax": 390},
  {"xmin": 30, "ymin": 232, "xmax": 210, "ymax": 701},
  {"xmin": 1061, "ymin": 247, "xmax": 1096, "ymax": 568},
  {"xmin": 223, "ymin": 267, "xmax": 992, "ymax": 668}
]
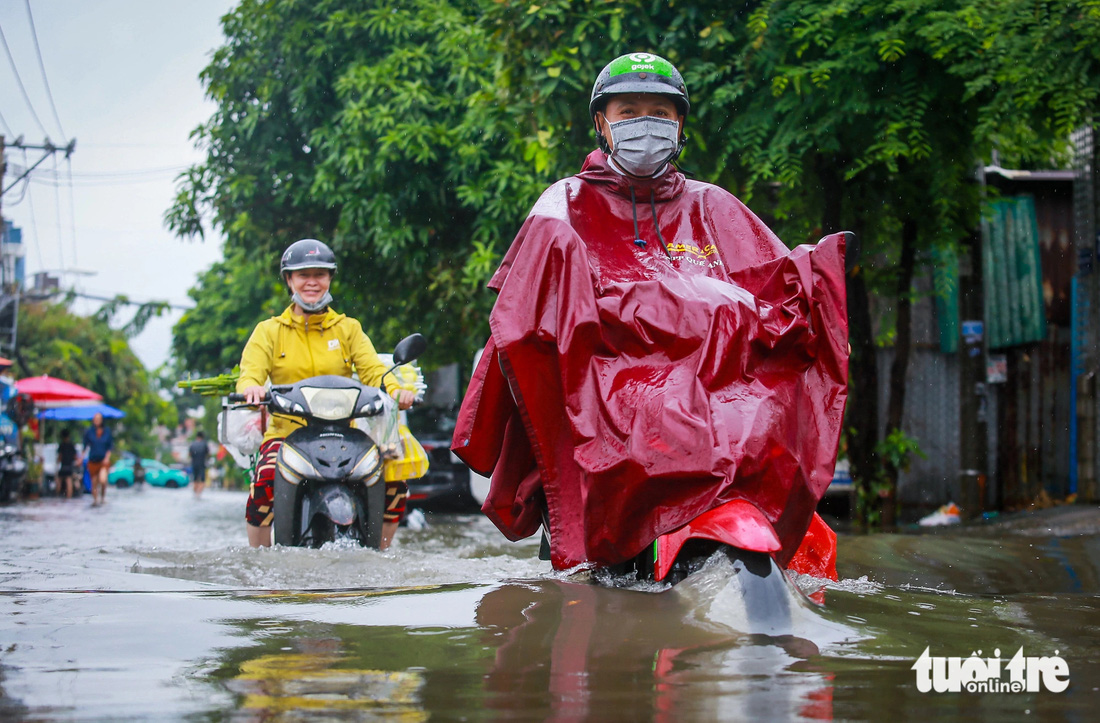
[{"xmin": 453, "ymin": 52, "xmax": 848, "ymax": 577}]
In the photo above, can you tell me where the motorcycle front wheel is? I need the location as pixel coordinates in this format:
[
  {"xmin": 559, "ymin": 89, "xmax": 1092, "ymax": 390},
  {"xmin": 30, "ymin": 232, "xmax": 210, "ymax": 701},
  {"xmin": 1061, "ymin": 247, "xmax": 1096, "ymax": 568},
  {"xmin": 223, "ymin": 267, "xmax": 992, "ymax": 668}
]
[
  {"xmin": 273, "ymin": 468, "xmax": 298, "ymax": 546},
  {"xmin": 305, "ymin": 481, "xmax": 386, "ymax": 549},
  {"xmin": 358, "ymin": 479, "xmax": 386, "ymax": 549}
]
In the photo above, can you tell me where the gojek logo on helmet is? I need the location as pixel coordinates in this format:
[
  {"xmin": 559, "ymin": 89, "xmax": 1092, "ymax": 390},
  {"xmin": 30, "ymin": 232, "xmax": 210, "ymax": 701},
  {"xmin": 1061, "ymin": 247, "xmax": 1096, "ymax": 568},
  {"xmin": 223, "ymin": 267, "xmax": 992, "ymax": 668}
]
[{"xmin": 609, "ymin": 53, "xmax": 673, "ymax": 77}]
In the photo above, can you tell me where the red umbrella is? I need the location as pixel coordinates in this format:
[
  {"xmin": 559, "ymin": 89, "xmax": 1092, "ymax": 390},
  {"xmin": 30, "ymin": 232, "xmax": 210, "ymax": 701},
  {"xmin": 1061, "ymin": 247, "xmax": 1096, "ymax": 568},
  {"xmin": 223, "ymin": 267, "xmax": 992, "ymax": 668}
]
[{"xmin": 15, "ymin": 375, "xmax": 103, "ymax": 409}]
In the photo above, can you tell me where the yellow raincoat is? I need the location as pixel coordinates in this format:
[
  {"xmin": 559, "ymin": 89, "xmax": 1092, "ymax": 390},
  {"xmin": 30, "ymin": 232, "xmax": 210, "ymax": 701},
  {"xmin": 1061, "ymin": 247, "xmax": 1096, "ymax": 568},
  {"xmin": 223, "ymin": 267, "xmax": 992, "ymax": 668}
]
[{"xmin": 236, "ymin": 306, "xmax": 403, "ymax": 442}]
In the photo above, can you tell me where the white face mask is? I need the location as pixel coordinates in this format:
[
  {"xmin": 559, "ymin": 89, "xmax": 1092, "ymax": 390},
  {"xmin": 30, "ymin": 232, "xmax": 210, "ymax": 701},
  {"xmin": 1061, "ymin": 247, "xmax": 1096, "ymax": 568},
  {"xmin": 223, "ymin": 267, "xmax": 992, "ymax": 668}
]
[
  {"xmin": 292, "ymin": 290, "xmax": 332, "ymax": 313},
  {"xmin": 604, "ymin": 115, "xmax": 680, "ymax": 177}
]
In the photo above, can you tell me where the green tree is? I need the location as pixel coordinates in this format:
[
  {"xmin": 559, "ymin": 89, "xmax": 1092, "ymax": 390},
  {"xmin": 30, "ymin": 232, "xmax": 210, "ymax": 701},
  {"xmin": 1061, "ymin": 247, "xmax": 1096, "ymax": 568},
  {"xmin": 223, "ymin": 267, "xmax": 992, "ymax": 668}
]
[
  {"xmin": 14, "ymin": 300, "xmax": 177, "ymax": 458},
  {"xmin": 712, "ymin": 0, "xmax": 1100, "ymax": 524},
  {"xmin": 173, "ymin": 246, "xmax": 286, "ymax": 373},
  {"xmin": 171, "ymin": 0, "xmax": 1100, "ymax": 525},
  {"xmin": 167, "ymin": 0, "xmax": 542, "ymax": 374},
  {"xmin": 705, "ymin": 0, "xmax": 986, "ymax": 525},
  {"xmin": 924, "ymin": 0, "xmax": 1100, "ymax": 165}
]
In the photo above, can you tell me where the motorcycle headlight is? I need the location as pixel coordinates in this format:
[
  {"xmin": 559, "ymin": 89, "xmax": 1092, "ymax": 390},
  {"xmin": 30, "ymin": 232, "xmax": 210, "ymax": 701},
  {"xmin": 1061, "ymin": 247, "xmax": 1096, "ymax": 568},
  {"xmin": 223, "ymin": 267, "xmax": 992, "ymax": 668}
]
[
  {"xmin": 348, "ymin": 445, "xmax": 381, "ymax": 484},
  {"xmin": 300, "ymin": 387, "xmax": 360, "ymax": 420},
  {"xmin": 277, "ymin": 444, "xmax": 317, "ymax": 484}
]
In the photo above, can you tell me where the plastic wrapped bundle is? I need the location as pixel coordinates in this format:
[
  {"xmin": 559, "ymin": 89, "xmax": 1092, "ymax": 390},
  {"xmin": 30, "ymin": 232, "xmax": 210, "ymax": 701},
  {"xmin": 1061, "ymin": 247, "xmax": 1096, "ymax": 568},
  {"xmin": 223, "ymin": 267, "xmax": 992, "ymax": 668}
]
[
  {"xmin": 357, "ymin": 393, "xmax": 399, "ymax": 457},
  {"xmin": 218, "ymin": 404, "xmax": 266, "ymax": 468}
]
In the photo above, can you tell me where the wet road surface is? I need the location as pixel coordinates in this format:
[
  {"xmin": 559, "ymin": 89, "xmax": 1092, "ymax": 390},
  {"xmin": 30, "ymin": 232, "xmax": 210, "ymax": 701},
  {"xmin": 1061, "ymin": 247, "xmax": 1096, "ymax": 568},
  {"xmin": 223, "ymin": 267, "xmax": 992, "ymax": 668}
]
[{"xmin": 1, "ymin": 487, "xmax": 1098, "ymax": 720}]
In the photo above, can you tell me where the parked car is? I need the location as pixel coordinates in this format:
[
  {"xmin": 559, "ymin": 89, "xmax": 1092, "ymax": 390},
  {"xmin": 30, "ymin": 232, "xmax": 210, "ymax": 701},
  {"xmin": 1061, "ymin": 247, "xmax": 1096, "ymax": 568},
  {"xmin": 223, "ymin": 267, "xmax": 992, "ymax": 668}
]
[
  {"xmin": 109, "ymin": 458, "xmax": 189, "ymax": 488},
  {"xmin": 404, "ymin": 408, "xmax": 485, "ymax": 512}
]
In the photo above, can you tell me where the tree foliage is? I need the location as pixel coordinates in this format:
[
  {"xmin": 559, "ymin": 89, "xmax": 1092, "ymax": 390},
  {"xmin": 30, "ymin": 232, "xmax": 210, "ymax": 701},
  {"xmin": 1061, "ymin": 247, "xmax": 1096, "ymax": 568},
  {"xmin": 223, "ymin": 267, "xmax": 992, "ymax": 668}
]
[
  {"xmin": 14, "ymin": 300, "xmax": 177, "ymax": 457},
  {"xmin": 171, "ymin": 0, "xmax": 1100, "ymax": 522},
  {"xmin": 169, "ymin": 0, "xmax": 545, "ymax": 373},
  {"xmin": 173, "ymin": 246, "xmax": 285, "ymax": 373}
]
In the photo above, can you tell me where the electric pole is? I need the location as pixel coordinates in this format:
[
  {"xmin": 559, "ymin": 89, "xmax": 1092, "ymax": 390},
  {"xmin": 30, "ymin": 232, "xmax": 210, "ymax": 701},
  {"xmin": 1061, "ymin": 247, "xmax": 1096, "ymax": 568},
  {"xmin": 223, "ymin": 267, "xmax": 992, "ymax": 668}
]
[
  {"xmin": 0, "ymin": 135, "xmax": 76, "ymax": 358},
  {"xmin": 1, "ymin": 134, "xmax": 6, "ymax": 225}
]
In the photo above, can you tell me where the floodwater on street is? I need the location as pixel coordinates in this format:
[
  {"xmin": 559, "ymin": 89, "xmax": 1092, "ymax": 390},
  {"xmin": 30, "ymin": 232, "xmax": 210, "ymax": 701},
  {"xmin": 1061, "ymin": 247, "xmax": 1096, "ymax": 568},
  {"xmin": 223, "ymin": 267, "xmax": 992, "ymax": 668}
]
[{"xmin": 1, "ymin": 486, "xmax": 1099, "ymax": 721}]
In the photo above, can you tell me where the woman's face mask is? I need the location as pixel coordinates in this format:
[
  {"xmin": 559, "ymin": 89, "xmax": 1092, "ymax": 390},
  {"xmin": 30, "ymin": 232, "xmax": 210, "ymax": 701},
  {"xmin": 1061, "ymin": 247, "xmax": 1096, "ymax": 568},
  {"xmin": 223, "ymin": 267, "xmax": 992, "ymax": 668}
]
[
  {"xmin": 291, "ymin": 290, "xmax": 333, "ymax": 313},
  {"xmin": 603, "ymin": 115, "xmax": 680, "ymax": 177}
]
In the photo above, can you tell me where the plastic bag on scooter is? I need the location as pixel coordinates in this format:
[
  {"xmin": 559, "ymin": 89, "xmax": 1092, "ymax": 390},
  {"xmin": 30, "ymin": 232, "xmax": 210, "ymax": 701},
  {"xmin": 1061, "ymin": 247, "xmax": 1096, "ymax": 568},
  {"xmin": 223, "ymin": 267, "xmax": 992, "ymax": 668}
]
[
  {"xmin": 218, "ymin": 404, "xmax": 265, "ymax": 457},
  {"xmin": 356, "ymin": 394, "xmax": 400, "ymax": 458},
  {"xmin": 384, "ymin": 423, "xmax": 430, "ymax": 481}
]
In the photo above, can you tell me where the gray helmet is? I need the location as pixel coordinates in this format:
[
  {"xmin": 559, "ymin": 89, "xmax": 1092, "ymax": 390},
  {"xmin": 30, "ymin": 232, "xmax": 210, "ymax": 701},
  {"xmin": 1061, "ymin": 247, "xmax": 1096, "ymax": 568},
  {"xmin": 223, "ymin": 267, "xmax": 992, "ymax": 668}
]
[
  {"xmin": 589, "ymin": 52, "xmax": 690, "ymax": 119},
  {"xmin": 280, "ymin": 238, "xmax": 336, "ymax": 277}
]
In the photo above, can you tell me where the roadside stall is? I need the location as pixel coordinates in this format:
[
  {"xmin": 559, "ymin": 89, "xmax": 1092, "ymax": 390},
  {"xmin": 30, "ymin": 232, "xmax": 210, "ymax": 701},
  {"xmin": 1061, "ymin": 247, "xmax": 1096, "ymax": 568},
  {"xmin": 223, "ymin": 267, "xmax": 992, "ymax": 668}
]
[{"xmin": 13, "ymin": 376, "xmax": 105, "ymax": 496}]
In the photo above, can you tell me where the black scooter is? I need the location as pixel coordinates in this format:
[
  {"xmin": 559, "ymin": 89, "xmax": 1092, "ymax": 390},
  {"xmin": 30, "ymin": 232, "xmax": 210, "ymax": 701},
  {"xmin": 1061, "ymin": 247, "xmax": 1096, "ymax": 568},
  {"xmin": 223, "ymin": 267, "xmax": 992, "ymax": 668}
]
[
  {"xmin": 0, "ymin": 442, "xmax": 27, "ymax": 503},
  {"xmin": 228, "ymin": 333, "xmax": 427, "ymax": 548}
]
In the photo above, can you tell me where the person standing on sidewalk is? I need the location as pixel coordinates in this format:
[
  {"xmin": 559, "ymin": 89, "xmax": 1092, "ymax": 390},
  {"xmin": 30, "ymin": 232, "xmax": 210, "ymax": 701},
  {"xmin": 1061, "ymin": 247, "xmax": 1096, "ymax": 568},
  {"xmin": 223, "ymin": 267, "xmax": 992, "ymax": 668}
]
[
  {"xmin": 57, "ymin": 428, "xmax": 81, "ymax": 499},
  {"xmin": 189, "ymin": 431, "xmax": 210, "ymax": 498},
  {"xmin": 82, "ymin": 413, "xmax": 113, "ymax": 507}
]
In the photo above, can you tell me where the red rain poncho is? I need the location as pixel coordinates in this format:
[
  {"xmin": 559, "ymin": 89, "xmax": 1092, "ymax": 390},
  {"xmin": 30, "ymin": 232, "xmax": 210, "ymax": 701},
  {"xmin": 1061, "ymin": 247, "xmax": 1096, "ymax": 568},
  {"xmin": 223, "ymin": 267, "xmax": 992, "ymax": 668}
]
[{"xmin": 453, "ymin": 151, "xmax": 848, "ymax": 570}]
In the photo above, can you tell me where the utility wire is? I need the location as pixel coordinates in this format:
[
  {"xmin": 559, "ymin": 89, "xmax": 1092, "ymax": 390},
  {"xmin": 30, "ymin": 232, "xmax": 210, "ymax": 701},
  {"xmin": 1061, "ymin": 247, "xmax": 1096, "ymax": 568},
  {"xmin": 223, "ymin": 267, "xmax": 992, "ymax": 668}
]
[
  {"xmin": 1, "ymin": 146, "xmax": 52, "ymax": 194},
  {"xmin": 51, "ymin": 153, "xmax": 65, "ymax": 273},
  {"xmin": 80, "ymin": 142, "xmax": 188, "ymax": 149},
  {"xmin": 23, "ymin": 149, "xmax": 45, "ymax": 270},
  {"xmin": 65, "ymin": 156, "xmax": 77, "ymax": 266},
  {"xmin": 43, "ymin": 164, "xmax": 190, "ymax": 179},
  {"xmin": 69, "ymin": 290, "xmax": 193, "ymax": 312},
  {"xmin": 4, "ymin": 176, "xmax": 30, "ymax": 206},
  {"xmin": 0, "ymin": 21, "xmax": 50, "ymax": 138},
  {"xmin": 11, "ymin": 163, "xmax": 190, "ymax": 181},
  {"xmin": 0, "ymin": 106, "xmax": 13, "ymax": 137},
  {"xmin": 23, "ymin": 0, "xmax": 65, "ymax": 138},
  {"xmin": 29, "ymin": 175, "xmax": 180, "ymax": 188}
]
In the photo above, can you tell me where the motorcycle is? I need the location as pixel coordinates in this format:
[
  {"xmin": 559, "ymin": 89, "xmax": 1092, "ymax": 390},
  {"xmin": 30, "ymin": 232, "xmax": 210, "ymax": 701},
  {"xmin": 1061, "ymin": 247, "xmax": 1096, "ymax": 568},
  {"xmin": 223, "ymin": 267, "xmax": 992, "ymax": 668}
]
[
  {"xmin": 227, "ymin": 333, "xmax": 427, "ymax": 548},
  {"xmin": 538, "ymin": 498, "xmax": 838, "ymax": 633},
  {"xmin": 0, "ymin": 442, "xmax": 27, "ymax": 504}
]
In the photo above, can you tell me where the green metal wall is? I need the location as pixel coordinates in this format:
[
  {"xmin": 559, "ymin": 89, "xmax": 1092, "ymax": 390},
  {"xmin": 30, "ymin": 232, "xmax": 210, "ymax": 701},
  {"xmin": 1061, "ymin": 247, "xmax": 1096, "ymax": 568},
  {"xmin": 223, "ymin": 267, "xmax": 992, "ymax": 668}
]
[{"xmin": 981, "ymin": 196, "xmax": 1047, "ymax": 349}]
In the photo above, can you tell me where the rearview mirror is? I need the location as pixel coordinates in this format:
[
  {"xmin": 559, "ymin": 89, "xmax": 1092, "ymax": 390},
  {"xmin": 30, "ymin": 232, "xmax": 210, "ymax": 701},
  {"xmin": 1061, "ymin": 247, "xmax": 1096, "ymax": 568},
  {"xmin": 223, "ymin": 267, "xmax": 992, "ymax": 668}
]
[{"xmin": 392, "ymin": 333, "xmax": 427, "ymax": 365}]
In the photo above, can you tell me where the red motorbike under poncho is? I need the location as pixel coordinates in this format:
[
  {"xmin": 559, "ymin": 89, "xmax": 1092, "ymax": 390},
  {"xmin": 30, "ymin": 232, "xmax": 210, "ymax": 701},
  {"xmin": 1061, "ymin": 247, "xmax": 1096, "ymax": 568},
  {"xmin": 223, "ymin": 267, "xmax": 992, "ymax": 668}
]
[{"xmin": 453, "ymin": 150, "xmax": 849, "ymax": 571}]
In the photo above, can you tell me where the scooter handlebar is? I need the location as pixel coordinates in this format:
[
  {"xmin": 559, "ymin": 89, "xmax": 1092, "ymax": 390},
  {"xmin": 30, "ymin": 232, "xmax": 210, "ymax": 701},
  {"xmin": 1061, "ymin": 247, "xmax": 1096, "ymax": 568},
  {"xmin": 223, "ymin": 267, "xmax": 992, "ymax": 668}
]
[{"xmin": 226, "ymin": 392, "xmax": 268, "ymax": 405}]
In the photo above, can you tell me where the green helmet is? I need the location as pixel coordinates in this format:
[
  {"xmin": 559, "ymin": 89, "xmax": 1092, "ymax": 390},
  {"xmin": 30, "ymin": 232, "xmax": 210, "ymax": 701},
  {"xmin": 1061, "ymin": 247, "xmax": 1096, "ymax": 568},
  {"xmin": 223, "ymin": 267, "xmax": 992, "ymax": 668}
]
[{"xmin": 589, "ymin": 52, "xmax": 690, "ymax": 119}]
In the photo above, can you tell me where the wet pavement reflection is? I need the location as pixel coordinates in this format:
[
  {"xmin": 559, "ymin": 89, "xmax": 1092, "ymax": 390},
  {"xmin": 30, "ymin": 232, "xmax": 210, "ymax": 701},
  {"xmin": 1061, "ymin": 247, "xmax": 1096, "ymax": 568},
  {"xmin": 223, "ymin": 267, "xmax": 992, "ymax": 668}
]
[{"xmin": 1, "ymin": 488, "xmax": 1098, "ymax": 720}]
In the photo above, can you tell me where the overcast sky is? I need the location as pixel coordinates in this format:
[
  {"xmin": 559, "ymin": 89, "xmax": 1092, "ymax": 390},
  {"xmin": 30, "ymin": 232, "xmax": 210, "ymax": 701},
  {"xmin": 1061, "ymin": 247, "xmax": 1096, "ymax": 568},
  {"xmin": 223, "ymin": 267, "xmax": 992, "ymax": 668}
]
[{"xmin": 1, "ymin": 0, "xmax": 237, "ymax": 370}]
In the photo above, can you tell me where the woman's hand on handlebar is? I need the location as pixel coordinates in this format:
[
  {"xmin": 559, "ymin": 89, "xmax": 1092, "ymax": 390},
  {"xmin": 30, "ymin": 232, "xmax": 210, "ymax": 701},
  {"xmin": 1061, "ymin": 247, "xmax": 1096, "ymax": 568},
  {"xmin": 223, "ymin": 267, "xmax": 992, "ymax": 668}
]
[
  {"xmin": 242, "ymin": 385, "xmax": 268, "ymax": 405},
  {"xmin": 395, "ymin": 389, "xmax": 416, "ymax": 411}
]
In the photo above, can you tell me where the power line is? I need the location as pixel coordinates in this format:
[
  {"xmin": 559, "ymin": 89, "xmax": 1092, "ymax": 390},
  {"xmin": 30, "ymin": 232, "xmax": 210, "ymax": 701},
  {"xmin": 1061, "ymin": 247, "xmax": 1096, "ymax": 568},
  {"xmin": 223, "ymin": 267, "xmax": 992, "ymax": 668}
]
[
  {"xmin": 51, "ymin": 152, "xmax": 64, "ymax": 273},
  {"xmin": 23, "ymin": 149, "xmax": 45, "ymax": 270},
  {"xmin": 69, "ymin": 290, "xmax": 193, "ymax": 312},
  {"xmin": 80, "ymin": 142, "xmax": 189, "ymax": 149},
  {"xmin": 61, "ymin": 164, "xmax": 190, "ymax": 178},
  {"xmin": 1, "ymin": 144, "xmax": 53, "ymax": 195},
  {"xmin": 0, "ymin": 20, "xmax": 50, "ymax": 138},
  {"xmin": 65, "ymin": 156, "xmax": 77, "ymax": 266},
  {"xmin": 0, "ymin": 107, "xmax": 13, "ymax": 137},
  {"xmin": 4, "ymin": 175, "xmax": 30, "ymax": 206},
  {"xmin": 29, "ymin": 175, "xmax": 182, "ymax": 189},
  {"xmin": 23, "ymin": 0, "xmax": 65, "ymax": 139},
  {"xmin": 11, "ymin": 162, "xmax": 189, "ymax": 180}
]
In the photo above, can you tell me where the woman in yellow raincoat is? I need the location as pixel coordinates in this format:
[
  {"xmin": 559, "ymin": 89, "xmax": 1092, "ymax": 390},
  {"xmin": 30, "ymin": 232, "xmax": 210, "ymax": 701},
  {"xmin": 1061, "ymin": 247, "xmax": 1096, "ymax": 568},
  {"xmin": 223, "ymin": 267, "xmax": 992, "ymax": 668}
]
[{"xmin": 236, "ymin": 239, "xmax": 416, "ymax": 548}]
